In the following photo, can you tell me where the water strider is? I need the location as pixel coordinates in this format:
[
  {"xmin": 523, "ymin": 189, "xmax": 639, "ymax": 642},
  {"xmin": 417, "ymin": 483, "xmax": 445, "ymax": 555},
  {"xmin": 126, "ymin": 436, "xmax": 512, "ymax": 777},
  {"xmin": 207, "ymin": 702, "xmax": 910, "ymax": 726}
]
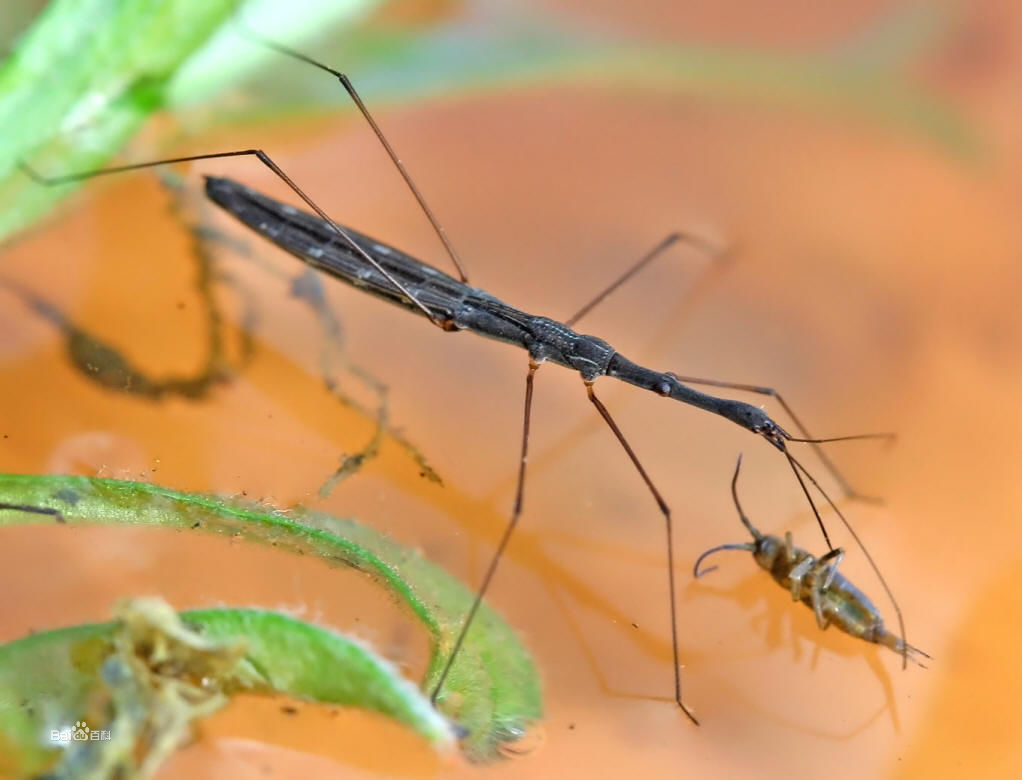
[
  {"xmin": 19, "ymin": 33, "xmax": 906, "ymax": 728},
  {"xmin": 695, "ymin": 456, "xmax": 928, "ymax": 665}
]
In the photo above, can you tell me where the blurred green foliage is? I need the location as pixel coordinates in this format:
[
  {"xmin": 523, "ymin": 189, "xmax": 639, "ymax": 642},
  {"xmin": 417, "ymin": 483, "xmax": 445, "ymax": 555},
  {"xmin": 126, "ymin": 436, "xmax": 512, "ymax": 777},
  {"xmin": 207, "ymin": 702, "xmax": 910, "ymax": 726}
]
[{"xmin": 0, "ymin": 0, "xmax": 974, "ymax": 244}]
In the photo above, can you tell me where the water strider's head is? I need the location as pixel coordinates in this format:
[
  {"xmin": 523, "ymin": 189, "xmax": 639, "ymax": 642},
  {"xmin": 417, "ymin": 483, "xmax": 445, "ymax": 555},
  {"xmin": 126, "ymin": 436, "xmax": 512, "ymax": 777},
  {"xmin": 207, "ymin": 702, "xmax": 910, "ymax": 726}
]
[
  {"xmin": 716, "ymin": 399, "xmax": 791, "ymax": 450},
  {"xmin": 655, "ymin": 372, "xmax": 894, "ymax": 486},
  {"xmin": 656, "ymin": 372, "xmax": 793, "ymax": 450}
]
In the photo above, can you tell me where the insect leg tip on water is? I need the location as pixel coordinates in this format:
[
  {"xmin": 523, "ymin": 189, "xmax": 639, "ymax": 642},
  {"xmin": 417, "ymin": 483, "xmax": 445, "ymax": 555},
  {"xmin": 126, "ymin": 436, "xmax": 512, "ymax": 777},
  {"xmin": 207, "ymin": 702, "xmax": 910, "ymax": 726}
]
[{"xmin": 677, "ymin": 700, "xmax": 700, "ymax": 727}]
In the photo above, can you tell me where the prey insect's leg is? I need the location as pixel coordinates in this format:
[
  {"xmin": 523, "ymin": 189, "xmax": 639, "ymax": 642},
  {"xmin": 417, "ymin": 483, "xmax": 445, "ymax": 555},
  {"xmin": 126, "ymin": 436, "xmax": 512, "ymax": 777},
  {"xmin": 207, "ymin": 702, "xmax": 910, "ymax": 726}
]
[
  {"xmin": 782, "ymin": 530, "xmax": 797, "ymax": 564},
  {"xmin": 787, "ymin": 549, "xmax": 814, "ymax": 602},
  {"xmin": 244, "ymin": 33, "xmax": 468, "ymax": 283},
  {"xmin": 431, "ymin": 360, "xmax": 539, "ymax": 704},
  {"xmin": 815, "ymin": 547, "xmax": 844, "ymax": 592},
  {"xmin": 565, "ymin": 231, "xmax": 722, "ymax": 328},
  {"xmin": 808, "ymin": 548, "xmax": 844, "ymax": 630},
  {"xmin": 669, "ymin": 373, "xmax": 892, "ymax": 503},
  {"xmin": 19, "ymin": 150, "xmax": 452, "ymax": 330},
  {"xmin": 585, "ymin": 381, "xmax": 698, "ymax": 725}
]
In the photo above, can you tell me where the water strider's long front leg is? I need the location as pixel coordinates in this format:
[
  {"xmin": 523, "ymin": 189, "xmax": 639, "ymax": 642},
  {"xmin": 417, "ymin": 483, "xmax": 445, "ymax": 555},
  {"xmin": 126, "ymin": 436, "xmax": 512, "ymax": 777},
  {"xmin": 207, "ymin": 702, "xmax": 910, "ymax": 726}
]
[
  {"xmin": 584, "ymin": 381, "xmax": 698, "ymax": 725},
  {"xmin": 787, "ymin": 545, "xmax": 816, "ymax": 602}
]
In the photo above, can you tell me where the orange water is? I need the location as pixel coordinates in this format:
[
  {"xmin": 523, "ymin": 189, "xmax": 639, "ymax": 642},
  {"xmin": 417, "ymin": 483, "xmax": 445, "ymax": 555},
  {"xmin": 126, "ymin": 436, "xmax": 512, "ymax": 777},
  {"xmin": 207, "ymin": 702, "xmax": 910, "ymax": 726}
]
[{"xmin": 2, "ymin": 2, "xmax": 1020, "ymax": 778}]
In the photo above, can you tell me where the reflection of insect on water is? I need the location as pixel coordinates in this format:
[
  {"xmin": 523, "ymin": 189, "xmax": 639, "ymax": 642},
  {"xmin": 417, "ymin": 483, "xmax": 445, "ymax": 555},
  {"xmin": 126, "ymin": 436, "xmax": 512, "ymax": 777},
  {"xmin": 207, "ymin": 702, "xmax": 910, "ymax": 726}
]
[
  {"xmin": 695, "ymin": 455, "xmax": 928, "ymax": 665},
  {"xmin": 19, "ymin": 33, "xmax": 908, "ymax": 729}
]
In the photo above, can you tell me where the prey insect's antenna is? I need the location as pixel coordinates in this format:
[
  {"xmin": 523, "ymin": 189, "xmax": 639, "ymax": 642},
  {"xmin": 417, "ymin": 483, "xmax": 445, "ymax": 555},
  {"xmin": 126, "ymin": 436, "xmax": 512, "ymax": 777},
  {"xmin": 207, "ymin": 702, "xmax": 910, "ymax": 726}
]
[
  {"xmin": 692, "ymin": 455, "xmax": 757, "ymax": 578},
  {"xmin": 728, "ymin": 454, "xmax": 763, "ymax": 540},
  {"xmin": 242, "ymin": 29, "xmax": 469, "ymax": 284},
  {"xmin": 19, "ymin": 152, "xmax": 453, "ymax": 330},
  {"xmin": 692, "ymin": 542, "xmax": 753, "ymax": 578}
]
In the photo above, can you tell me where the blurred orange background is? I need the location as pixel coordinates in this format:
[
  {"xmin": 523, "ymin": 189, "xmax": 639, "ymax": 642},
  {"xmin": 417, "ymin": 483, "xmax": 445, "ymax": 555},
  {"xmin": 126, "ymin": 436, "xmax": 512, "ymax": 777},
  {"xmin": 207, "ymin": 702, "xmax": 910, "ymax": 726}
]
[{"xmin": 1, "ymin": 1, "xmax": 1020, "ymax": 778}]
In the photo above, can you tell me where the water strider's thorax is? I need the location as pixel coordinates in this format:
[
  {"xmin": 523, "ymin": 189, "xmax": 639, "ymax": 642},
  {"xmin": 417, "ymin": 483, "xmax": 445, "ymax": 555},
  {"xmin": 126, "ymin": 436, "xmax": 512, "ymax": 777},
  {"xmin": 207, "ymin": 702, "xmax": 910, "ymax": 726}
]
[{"xmin": 524, "ymin": 318, "xmax": 616, "ymax": 381}]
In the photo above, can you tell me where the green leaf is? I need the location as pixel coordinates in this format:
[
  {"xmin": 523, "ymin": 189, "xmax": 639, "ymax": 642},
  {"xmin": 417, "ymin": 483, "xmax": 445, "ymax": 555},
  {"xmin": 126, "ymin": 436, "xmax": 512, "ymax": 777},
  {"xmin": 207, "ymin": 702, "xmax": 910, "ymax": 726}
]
[
  {"xmin": 0, "ymin": 598, "xmax": 454, "ymax": 778},
  {"xmin": 0, "ymin": 474, "xmax": 542, "ymax": 761},
  {"xmin": 0, "ymin": 0, "xmax": 242, "ymax": 241},
  {"xmin": 0, "ymin": 0, "xmax": 382, "ymax": 243}
]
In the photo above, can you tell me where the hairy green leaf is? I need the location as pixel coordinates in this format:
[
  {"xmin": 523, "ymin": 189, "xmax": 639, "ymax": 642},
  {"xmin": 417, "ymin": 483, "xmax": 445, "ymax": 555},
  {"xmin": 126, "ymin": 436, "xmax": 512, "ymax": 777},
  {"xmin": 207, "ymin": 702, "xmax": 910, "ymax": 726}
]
[{"xmin": 0, "ymin": 474, "xmax": 542, "ymax": 761}]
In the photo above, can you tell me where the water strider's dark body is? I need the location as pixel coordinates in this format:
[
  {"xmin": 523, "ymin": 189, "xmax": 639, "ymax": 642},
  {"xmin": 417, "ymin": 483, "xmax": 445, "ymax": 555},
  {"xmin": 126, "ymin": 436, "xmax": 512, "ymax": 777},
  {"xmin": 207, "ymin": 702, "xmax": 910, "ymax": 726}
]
[{"xmin": 206, "ymin": 176, "xmax": 788, "ymax": 448}]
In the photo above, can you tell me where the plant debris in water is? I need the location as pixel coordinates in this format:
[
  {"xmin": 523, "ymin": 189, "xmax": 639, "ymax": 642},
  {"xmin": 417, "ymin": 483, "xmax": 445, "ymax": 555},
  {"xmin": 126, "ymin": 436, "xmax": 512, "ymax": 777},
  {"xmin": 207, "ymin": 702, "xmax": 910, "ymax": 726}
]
[
  {"xmin": 0, "ymin": 473, "xmax": 542, "ymax": 765},
  {"xmin": 0, "ymin": 597, "xmax": 455, "ymax": 778}
]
